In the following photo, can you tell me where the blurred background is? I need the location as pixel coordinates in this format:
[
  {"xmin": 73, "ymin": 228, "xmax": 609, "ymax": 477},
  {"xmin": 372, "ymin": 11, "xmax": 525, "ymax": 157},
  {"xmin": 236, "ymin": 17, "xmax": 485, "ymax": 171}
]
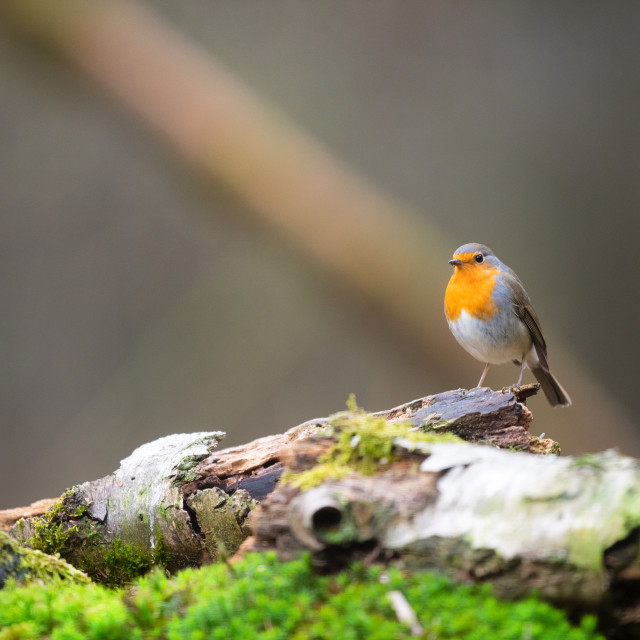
[{"xmin": 1, "ymin": 1, "xmax": 639, "ymax": 509}]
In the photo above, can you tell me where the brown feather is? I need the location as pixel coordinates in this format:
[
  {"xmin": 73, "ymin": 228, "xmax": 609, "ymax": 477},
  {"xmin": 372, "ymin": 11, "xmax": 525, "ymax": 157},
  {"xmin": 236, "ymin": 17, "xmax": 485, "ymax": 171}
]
[
  {"xmin": 531, "ymin": 366, "xmax": 572, "ymax": 407},
  {"xmin": 505, "ymin": 274, "xmax": 550, "ymax": 372}
]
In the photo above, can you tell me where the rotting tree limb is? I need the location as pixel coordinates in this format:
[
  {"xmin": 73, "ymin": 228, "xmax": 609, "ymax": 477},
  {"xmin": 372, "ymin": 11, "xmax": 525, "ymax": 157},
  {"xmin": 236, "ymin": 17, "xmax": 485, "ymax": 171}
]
[
  {"xmin": 244, "ymin": 429, "xmax": 640, "ymax": 635},
  {"xmin": 4, "ymin": 385, "xmax": 640, "ymax": 634},
  {"xmin": 5, "ymin": 385, "xmax": 548, "ymax": 586},
  {"xmin": 379, "ymin": 384, "xmax": 545, "ymax": 451},
  {"xmin": 7, "ymin": 422, "xmax": 319, "ymax": 584}
]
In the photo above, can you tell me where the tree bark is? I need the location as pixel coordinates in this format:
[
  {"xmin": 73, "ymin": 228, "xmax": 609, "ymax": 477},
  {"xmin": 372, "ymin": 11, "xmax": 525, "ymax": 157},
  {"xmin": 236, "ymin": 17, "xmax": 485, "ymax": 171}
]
[
  {"xmin": 8, "ymin": 383, "xmax": 640, "ymax": 633},
  {"xmin": 7, "ymin": 422, "xmax": 321, "ymax": 583},
  {"xmin": 5, "ymin": 385, "xmax": 559, "ymax": 583},
  {"xmin": 242, "ymin": 398, "xmax": 640, "ymax": 635}
]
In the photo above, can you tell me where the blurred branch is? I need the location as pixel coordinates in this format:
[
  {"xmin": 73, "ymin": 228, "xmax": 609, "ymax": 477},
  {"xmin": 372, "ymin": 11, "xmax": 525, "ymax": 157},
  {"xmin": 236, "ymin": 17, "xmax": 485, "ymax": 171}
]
[
  {"xmin": 2, "ymin": 0, "xmax": 637, "ymax": 453},
  {"xmin": 1, "ymin": 0, "xmax": 453, "ymax": 365}
]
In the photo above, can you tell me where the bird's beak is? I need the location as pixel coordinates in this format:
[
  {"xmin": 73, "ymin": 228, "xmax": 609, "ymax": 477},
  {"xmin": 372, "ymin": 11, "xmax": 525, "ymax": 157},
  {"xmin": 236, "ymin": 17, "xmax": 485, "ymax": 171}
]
[{"xmin": 448, "ymin": 259, "xmax": 463, "ymax": 266}]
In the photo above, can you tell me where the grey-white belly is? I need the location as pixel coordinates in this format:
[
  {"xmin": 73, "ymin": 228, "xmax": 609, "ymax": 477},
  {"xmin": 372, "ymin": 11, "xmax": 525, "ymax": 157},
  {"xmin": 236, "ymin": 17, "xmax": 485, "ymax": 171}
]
[{"xmin": 448, "ymin": 308, "xmax": 532, "ymax": 364}]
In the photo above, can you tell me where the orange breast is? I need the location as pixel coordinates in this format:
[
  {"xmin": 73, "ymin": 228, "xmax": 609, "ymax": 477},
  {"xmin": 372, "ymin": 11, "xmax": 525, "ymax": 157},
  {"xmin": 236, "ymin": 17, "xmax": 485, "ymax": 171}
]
[{"xmin": 445, "ymin": 264, "xmax": 498, "ymax": 322}]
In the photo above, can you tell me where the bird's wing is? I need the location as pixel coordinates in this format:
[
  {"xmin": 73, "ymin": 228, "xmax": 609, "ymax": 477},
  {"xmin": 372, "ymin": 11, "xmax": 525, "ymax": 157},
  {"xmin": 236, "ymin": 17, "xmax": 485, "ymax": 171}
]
[{"xmin": 507, "ymin": 275, "xmax": 550, "ymax": 372}]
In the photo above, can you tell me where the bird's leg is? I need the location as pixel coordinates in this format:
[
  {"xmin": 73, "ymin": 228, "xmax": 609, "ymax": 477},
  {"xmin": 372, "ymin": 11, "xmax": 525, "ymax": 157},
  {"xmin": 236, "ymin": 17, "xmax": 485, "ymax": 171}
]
[
  {"xmin": 516, "ymin": 354, "xmax": 526, "ymax": 386},
  {"xmin": 477, "ymin": 362, "xmax": 490, "ymax": 387}
]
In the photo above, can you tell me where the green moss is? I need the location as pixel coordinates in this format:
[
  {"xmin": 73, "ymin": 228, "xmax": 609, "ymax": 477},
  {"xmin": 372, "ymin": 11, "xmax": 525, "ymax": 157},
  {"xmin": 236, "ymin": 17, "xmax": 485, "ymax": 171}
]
[
  {"xmin": 26, "ymin": 494, "xmax": 78, "ymax": 556},
  {"xmin": 284, "ymin": 395, "xmax": 463, "ymax": 490},
  {"xmin": 0, "ymin": 552, "xmax": 603, "ymax": 639},
  {"xmin": 0, "ymin": 530, "xmax": 89, "ymax": 588},
  {"xmin": 15, "ymin": 492, "xmax": 141, "ymax": 588},
  {"xmin": 0, "ymin": 577, "xmax": 131, "ymax": 640},
  {"xmin": 13, "ymin": 490, "xmax": 195, "ymax": 588},
  {"xmin": 10, "ymin": 550, "xmax": 89, "ymax": 586},
  {"xmin": 549, "ymin": 442, "xmax": 562, "ymax": 455},
  {"xmin": 19, "ymin": 489, "xmax": 94, "ymax": 558},
  {"xmin": 571, "ymin": 454, "xmax": 605, "ymax": 471},
  {"xmin": 71, "ymin": 538, "xmax": 155, "ymax": 589},
  {"xmin": 285, "ymin": 459, "xmax": 354, "ymax": 491},
  {"xmin": 30, "ymin": 519, "xmax": 77, "ymax": 556},
  {"xmin": 151, "ymin": 535, "xmax": 171, "ymax": 569},
  {"xmin": 104, "ymin": 540, "xmax": 152, "ymax": 586}
]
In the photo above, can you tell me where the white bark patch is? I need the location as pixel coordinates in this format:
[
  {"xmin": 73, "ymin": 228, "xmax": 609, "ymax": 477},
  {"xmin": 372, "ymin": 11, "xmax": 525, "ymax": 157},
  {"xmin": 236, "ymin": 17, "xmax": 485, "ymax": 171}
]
[
  {"xmin": 83, "ymin": 432, "xmax": 225, "ymax": 550},
  {"xmin": 382, "ymin": 443, "xmax": 640, "ymax": 569}
]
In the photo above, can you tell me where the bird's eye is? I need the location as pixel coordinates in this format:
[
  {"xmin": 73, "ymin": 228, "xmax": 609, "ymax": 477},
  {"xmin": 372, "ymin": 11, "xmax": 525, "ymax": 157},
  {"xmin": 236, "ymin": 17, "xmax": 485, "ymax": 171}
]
[{"xmin": 474, "ymin": 253, "xmax": 484, "ymax": 263}]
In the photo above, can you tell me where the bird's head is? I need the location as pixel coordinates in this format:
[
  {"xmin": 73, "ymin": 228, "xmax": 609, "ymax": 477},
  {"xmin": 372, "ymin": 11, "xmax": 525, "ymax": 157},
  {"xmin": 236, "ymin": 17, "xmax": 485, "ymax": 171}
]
[{"xmin": 448, "ymin": 243, "xmax": 497, "ymax": 271}]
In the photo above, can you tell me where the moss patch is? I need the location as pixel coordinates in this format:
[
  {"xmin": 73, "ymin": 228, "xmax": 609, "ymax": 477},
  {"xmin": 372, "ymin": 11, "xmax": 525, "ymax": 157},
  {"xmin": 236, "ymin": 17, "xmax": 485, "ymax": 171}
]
[
  {"xmin": 0, "ymin": 530, "xmax": 89, "ymax": 588},
  {"xmin": 102, "ymin": 539, "xmax": 153, "ymax": 587},
  {"xmin": 151, "ymin": 535, "xmax": 171, "ymax": 569},
  {"xmin": 0, "ymin": 552, "xmax": 603, "ymax": 639},
  {"xmin": 25, "ymin": 492, "xmax": 80, "ymax": 556},
  {"xmin": 11, "ymin": 488, "xmax": 173, "ymax": 588},
  {"xmin": 284, "ymin": 395, "xmax": 463, "ymax": 490},
  {"xmin": 69, "ymin": 536, "xmax": 169, "ymax": 589},
  {"xmin": 571, "ymin": 454, "xmax": 605, "ymax": 471}
]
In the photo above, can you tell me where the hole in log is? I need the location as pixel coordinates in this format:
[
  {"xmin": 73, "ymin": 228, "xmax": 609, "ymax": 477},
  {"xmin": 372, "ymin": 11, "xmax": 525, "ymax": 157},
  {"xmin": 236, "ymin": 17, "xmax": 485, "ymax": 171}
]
[{"xmin": 312, "ymin": 506, "xmax": 342, "ymax": 532}]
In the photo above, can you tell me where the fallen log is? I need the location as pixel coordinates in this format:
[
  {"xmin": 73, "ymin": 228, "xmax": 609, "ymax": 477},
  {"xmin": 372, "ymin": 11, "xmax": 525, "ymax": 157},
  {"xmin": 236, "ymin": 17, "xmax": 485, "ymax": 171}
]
[
  {"xmin": 5, "ymin": 384, "xmax": 640, "ymax": 636},
  {"xmin": 5, "ymin": 385, "xmax": 551, "ymax": 587},
  {"xmin": 8, "ymin": 423, "xmax": 319, "ymax": 585},
  {"xmin": 242, "ymin": 400, "xmax": 640, "ymax": 636}
]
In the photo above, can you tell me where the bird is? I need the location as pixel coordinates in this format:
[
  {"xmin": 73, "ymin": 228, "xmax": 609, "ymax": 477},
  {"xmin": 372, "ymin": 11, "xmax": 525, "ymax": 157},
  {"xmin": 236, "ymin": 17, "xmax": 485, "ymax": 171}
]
[{"xmin": 444, "ymin": 242, "xmax": 571, "ymax": 407}]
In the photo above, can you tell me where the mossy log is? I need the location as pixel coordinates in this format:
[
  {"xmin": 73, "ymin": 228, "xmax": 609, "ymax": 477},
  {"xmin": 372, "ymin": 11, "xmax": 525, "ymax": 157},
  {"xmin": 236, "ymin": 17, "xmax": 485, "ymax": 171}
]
[
  {"xmin": 245, "ymin": 436, "xmax": 640, "ymax": 635},
  {"xmin": 7, "ymin": 426, "xmax": 314, "ymax": 585},
  {"xmin": 4, "ymin": 384, "xmax": 640, "ymax": 635},
  {"xmin": 4, "ymin": 385, "xmax": 551, "ymax": 587}
]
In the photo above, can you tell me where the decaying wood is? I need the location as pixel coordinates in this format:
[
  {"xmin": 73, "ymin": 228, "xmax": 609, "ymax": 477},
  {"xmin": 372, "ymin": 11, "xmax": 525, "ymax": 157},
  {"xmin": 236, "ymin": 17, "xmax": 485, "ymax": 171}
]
[
  {"xmin": 8, "ymin": 382, "xmax": 640, "ymax": 634},
  {"xmin": 0, "ymin": 384, "xmax": 545, "ymax": 533},
  {"xmin": 380, "ymin": 384, "xmax": 540, "ymax": 450},
  {"xmin": 182, "ymin": 419, "xmax": 323, "ymax": 498},
  {"xmin": 0, "ymin": 498, "xmax": 59, "ymax": 533},
  {"xmin": 4, "ymin": 385, "xmax": 550, "ymax": 581},
  {"xmin": 6, "ymin": 382, "xmax": 640, "ymax": 635},
  {"xmin": 245, "ymin": 438, "xmax": 640, "ymax": 635},
  {"xmin": 7, "ymin": 422, "xmax": 321, "ymax": 578}
]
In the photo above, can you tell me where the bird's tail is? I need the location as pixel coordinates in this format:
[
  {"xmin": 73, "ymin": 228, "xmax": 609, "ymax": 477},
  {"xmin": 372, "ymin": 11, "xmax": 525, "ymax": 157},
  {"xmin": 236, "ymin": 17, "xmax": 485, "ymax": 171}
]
[{"xmin": 531, "ymin": 366, "xmax": 572, "ymax": 407}]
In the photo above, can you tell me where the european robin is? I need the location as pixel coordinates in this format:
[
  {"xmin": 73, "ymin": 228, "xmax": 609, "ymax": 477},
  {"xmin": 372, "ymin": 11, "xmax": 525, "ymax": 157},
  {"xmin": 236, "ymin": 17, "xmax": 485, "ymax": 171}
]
[{"xmin": 444, "ymin": 242, "xmax": 571, "ymax": 407}]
